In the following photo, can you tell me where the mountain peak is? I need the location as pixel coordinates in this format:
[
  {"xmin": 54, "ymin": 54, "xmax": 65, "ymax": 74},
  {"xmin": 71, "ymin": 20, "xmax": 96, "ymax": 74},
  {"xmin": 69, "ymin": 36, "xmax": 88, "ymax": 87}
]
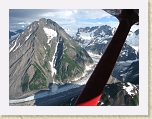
[{"xmin": 9, "ymin": 18, "xmax": 93, "ymax": 99}]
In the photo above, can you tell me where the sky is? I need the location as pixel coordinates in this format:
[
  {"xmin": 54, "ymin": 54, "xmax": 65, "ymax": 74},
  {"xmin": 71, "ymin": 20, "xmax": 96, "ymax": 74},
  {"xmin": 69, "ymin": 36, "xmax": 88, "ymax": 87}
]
[{"xmin": 9, "ymin": 9, "xmax": 139, "ymax": 36}]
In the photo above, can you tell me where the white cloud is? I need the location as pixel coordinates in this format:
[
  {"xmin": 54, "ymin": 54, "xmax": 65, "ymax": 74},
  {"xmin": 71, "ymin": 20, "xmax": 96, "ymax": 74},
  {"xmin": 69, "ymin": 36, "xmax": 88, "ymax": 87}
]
[
  {"xmin": 75, "ymin": 9, "xmax": 111, "ymax": 19},
  {"xmin": 10, "ymin": 9, "xmax": 120, "ymax": 32},
  {"xmin": 40, "ymin": 9, "xmax": 116, "ymax": 31},
  {"xmin": 18, "ymin": 22, "xmax": 26, "ymax": 25},
  {"xmin": 41, "ymin": 10, "xmax": 76, "ymax": 20},
  {"xmin": 40, "ymin": 9, "xmax": 111, "ymax": 21}
]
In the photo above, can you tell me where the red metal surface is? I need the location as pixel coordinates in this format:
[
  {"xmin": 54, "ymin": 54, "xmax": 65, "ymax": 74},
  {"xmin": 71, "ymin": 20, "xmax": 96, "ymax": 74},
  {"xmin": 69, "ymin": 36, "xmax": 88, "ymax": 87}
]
[{"xmin": 75, "ymin": 94, "xmax": 102, "ymax": 106}]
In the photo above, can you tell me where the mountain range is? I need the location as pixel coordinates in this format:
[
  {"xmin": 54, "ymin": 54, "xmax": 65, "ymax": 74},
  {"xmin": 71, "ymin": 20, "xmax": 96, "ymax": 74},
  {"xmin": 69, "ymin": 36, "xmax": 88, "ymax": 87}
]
[
  {"xmin": 9, "ymin": 18, "xmax": 139, "ymax": 106},
  {"xmin": 74, "ymin": 25, "xmax": 139, "ymax": 85}
]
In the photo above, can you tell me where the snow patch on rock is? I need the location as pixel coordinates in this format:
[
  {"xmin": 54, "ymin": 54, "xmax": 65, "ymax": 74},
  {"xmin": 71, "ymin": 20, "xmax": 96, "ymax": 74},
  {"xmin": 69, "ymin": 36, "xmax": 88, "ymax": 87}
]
[{"xmin": 43, "ymin": 27, "xmax": 57, "ymax": 44}]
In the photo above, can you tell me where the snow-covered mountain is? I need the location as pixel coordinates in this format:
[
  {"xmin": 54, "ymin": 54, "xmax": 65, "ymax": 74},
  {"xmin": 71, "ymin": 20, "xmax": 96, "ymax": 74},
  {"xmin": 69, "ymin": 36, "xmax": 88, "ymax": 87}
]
[
  {"xmin": 75, "ymin": 25, "xmax": 113, "ymax": 49},
  {"xmin": 74, "ymin": 25, "xmax": 139, "ymax": 61},
  {"xmin": 74, "ymin": 25, "xmax": 139, "ymax": 85},
  {"xmin": 126, "ymin": 29, "xmax": 139, "ymax": 51}
]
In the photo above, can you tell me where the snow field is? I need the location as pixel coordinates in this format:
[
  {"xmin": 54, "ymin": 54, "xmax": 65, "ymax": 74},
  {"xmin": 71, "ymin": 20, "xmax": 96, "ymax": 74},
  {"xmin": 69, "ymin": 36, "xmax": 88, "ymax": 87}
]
[
  {"xmin": 123, "ymin": 82, "xmax": 138, "ymax": 96},
  {"xmin": 43, "ymin": 27, "xmax": 57, "ymax": 44}
]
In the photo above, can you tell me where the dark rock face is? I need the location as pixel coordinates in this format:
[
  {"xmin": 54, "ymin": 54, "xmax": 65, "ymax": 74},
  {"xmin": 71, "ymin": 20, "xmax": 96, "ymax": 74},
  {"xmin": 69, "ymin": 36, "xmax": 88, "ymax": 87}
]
[
  {"xmin": 9, "ymin": 18, "xmax": 93, "ymax": 99},
  {"xmin": 134, "ymin": 29, "xmax": 139, "ymax": 35}
]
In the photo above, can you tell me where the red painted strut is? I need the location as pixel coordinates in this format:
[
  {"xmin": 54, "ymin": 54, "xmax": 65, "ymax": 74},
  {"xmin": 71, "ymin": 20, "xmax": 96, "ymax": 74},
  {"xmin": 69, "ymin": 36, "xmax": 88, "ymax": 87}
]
[{"xmin": 74, "ymin": 9, "xmax": 139, "ymax": 106}]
